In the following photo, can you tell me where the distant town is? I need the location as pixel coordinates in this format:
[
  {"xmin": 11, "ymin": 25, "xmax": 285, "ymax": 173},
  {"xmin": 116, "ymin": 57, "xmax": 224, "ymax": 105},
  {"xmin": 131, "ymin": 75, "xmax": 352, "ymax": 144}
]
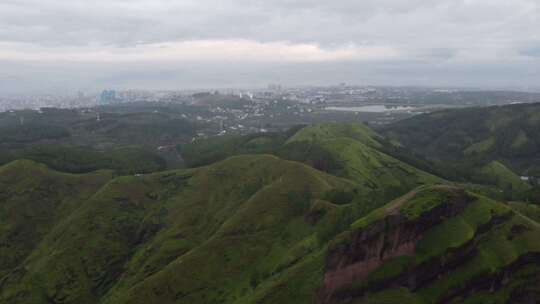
[{"xmin": 2, "ymin": 85, "xmax": 540, "ymax": 138}]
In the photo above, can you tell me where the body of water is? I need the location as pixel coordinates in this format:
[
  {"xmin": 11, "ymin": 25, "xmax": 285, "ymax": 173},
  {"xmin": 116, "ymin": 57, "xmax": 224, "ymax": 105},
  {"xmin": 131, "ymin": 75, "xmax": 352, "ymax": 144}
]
[{"xmin": 325, "ymin": 105, "xmax": 416, "ymax": 113}]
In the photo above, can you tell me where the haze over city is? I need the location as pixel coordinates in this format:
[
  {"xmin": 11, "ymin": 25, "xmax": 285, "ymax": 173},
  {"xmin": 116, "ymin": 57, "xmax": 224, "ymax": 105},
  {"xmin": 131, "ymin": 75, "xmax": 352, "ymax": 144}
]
[{"xmin": 1, "ymin": 0, "xmax": 540, "ymax": 95}]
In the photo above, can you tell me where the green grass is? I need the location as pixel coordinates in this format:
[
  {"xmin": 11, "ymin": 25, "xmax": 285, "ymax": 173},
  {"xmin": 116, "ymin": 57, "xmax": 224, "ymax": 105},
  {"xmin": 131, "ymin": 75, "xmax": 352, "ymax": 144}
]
[
  {"xmin": 180, "ymin": 121, "xmax": 444, "ymax": 220},
  {"xmin": 330, "ymin": 185, "xmax": 540, "ymax": 303},
  {"xmin": 351, "ymin": 186, "xmax": 452, "ymax": 230},
  {"xmin": 382, "ymin": 102, "xmax": 540, "ymax": 188},
  {"xmin": 286, "ymin": 123, "xmax": 443, "ymax": 207},
  {"xmin": 0, "ymin": 155, "xmax": 357, "ymax": 304},
  {"xmin": 464, "ymin": 137, "xmax": 495, "ymax": 155},
  {"xmin": 415, "ymin": 195, "xmax": 510, "ymax": 259},
  {"xmin": 400, "ymin": 187, "xmax": 453, "ymax": 220},
  {"xmin": 477, "ymin": 161, "xmax": 531, "ymax": 193},
  {"xmin": 354, "ymin": 288, "xmax": 423, "ymax": 304},
  {"xmin": 1, "ymin": 158, "xmax": 540, "ymax": 304},
  {"xmin": 509, "ymin": 202, "xmax": 540, "ymax": 222},
  {"xmin": 3, "ymin": 147, "xmax": 423, "ymax": 304},
  {"xmin": 2, "ymin": 121, "xmax": 540, "ymax": 304},
  {"xmin": 0, "ymin": 160, "xmax": 113, "ymax": 299},
  {"xmin": 0, "ymin": 145, "xmax": 167, "ymax": 174},
  {"xmin": 286, "ymin": 123, "xmax": 383, "ymax": 148},
  {"xmin": 416, "ymin": 206, "xmax": 540, "ymax": 302}
]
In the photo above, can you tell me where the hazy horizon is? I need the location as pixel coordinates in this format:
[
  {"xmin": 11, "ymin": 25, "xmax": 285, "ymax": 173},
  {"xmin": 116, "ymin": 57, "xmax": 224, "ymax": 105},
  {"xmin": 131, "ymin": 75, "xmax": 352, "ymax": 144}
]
[{"xmin": 1, "ymin": 0, "xmax": 540, "ymax": 95}]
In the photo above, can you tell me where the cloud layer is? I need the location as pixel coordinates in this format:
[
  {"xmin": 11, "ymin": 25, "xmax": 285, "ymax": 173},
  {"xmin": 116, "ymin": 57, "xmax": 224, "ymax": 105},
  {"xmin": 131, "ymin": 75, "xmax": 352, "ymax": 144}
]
[{"xmin": 1, "ymin": 0, "xmax": 539, "ymax": 93}]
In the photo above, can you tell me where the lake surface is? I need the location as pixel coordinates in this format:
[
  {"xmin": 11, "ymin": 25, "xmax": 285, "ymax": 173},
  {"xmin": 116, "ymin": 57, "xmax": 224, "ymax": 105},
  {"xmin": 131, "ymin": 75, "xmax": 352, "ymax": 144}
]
[{"xmin": 325, "ymin": 105, "xmax": 416, "ymax": 113}]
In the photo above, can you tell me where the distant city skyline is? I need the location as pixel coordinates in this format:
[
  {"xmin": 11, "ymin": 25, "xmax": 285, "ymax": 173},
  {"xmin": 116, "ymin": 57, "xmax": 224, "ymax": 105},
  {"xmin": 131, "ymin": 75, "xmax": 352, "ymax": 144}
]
[{"xmin": 1, "ymin": 0, "xmax": 540, "ymax": 95}]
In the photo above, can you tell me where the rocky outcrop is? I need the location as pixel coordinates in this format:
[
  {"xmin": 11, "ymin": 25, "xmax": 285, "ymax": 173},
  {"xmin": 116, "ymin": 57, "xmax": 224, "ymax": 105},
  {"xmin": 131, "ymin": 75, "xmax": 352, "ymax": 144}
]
[{"xmin": 319, "ymin": 188, "xmax": 472, "ymax": 303}]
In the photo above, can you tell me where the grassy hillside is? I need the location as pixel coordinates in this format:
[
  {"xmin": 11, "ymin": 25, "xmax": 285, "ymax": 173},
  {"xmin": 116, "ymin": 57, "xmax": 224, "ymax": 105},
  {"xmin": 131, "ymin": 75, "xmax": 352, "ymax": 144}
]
[
  {"xmin": 382, "ymin": 103, "xmax": 540, "ymax": 201},
  {"xmin": 178, "ymin": 126, "xmax": 303, "ymax": 168},
  {"xmin": 285, "ymin": 123, "xmax": 443, "ymax": 204},
  {"xmin": 1, "ymin": 158, "xmax": 539, "ymax": 303},
  {"xmin": 181, "ymin": 123, "xmax": 443, "ymax": 205},
  {"xmin": 382, "ymin": 102, "xmax": 540, "ymax": 177},
  {"xmin": 0, "ymin": 160, "xmax": 113, "ymax": 281},
  {"xmin": 2, "ymin": 119, "xmax": 540, "ymax": 303},
  {"xmin": 0, "ymin": 145, "xmax": 167, "ymax": 175},
  {"xmin": 286, "ymin": 123, "xmax": 383, "ymax": 148},
  {"xmin": 322, "ymin": 185, "xmax": 540, "ymax": 303},
  {"xmin": 474, "ymin": 161, "xmax": 531, "ymax": 193},
  {"xmin": 0, "ymin": 155, "xmax": 360, "ymax": 304}
]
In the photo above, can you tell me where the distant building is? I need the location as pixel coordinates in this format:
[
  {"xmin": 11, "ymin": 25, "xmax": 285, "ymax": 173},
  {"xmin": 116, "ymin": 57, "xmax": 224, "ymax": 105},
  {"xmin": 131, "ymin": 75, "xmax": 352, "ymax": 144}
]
[
  {"xmin": 100, "ymin": 90, "xmax": 117, "ymax": 105},
  {"xmin": 268, "ymin": 83, "xmax": 282, "ymax": 92}
]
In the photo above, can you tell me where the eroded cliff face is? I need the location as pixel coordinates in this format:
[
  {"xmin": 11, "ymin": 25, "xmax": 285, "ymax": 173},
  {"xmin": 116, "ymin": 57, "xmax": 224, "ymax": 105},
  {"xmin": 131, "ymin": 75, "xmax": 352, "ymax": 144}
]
[
  {"xmin": 322, "ymin": 215, "xmax": 419, "ymax": 298},
  {"xmin": 319, "ymin": 188, "xmax": 472, "ymax": 303}
]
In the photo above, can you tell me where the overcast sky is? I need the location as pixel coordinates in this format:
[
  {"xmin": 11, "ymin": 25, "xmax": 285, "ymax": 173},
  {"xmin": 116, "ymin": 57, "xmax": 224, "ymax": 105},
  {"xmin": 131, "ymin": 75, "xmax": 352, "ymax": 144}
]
[{"xmin": 1, "ymin": 0, "xmax": 540, "ymax": 94}]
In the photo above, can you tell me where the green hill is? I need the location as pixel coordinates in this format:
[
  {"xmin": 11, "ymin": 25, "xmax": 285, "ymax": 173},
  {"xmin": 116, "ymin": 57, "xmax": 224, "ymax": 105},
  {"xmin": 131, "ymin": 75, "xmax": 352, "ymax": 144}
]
[
  {"xmin": 181, "ymin": 123, "xmax": 443, "ymax": 206},
  {"xmin": 0, "ymin": 160, "xmax": 113, "ymax": 282},
  {"xmin": 284, "ymin": 123, "xmax": 443, "ymax": 203},
  {"xmin": 286, "ymin": 123, "xmax": 383, "ymax": 148},
  {"xmin": 382, "ymin": 102, "xmax": 540, "ymax": 177},
  {"xmin": 322, "ymin": 185, "xmax": 540, "ymax": 303},
  {"xmin": 0, "ymin": 145, "xmax": 167, "ymax": 175},
  {"xmin": 475, "ymin": 161, "xmax": 531, "ymax": 193},
  {"xmin": 0, "ymin": 155, "xmax": 359, "ymax": 303},
  {"xmin": 1, "ymin": 157, "xmax": 539, "ymax": 303},
  {"xmin": 2, "ymin": 120, "xmax": 540, "ymax": 303},
  {"xmin": 382, "ymin": 103, "xmax": 540, "ymax": 201}
]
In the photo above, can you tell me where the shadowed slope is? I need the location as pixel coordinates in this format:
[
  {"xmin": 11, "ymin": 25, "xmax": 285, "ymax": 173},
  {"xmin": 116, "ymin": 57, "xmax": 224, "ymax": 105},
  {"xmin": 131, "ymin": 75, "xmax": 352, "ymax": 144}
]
[
  {"xmin": 0, "ymin": 155, "xmax": 356, "ymax": 304},
  {"xmin": 0, "ymin": 160, "xmax": 113, "ymax": 282}
]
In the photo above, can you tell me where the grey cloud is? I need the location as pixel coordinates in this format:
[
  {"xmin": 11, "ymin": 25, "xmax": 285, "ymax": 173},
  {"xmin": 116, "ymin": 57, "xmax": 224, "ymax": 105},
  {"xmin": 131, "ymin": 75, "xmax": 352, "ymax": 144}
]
[
  {"xmin": 0, "ymin": 0, "xmax": 540, "ymax": 94},
  {"xmin": 420, "ymin": 48, "xmax": 459, "ymax": 60},
  {"xmin": 1, "ymin": 0, "xmax": 538, "ymax": 47}
]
